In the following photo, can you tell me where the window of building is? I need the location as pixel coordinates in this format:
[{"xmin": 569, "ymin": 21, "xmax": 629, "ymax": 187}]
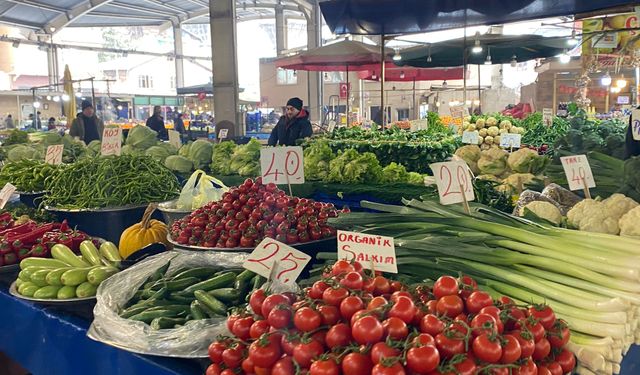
[
  {"xmin": 277, "ymin": 69, "xmax": 297, "ymax": 85},
  {"xmin": 138, "ymin": 75, "xmax": 153, "ymax": 88},
  {"xmin": 397, "ymin": 108, "xmax": 410, "ymax": 120}
]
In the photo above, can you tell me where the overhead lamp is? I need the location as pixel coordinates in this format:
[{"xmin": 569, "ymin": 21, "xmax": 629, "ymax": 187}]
[
  {"xmin": 61, "ymin": 94, "xmax": 70, "ymax": 102},
  {"xmin": 107, "ymin": 105, "xmax": 112, "ymax": 110},
  {"xmin": 485, "ymin": 48, "xmax": 492, "ymax": 65},
  {"xmin": 601, "ymin": 71, "xmax": 612, "ymax": 86},
  {"xmin": 442, "ymin": 80, "xmax": 448, "ymax": 88},
  {"xmin": 465, "ymin": 100, "xmax": 472, "ymax": 106},
  {"xmin": 52, "ymin": 96, "xmax": 60, "ymax": 102},
  {"xmin": 611, "ymin": 86, "xmax": 621, "ymax": 94},
  {"xmin": 559, "ymin": 50, "xmax": 570, "ymax": 64},
  {"xmin": 426, "ymin": 44, "xmax": 432, "ymax": 63},
  {"xmin": 510, "ymin": 55, "xmax": 517, "ymax": 67},
  {"xmin": 616, "ymin": 75, "xmax": 627, "ymax": 88},
  {"xmin": 33, "ymin": 101, "xmax": 41, "ymax": 109},
  {"xmin": 471, "ymin": 32, "xmax": 483, "ymax": 54},
  {"xmin": 473, "ymin": 100, "xmax": 480, "ymax": 106},
  {"xmin": 435, "ymin": 101, "xmax": 440, "ymax": 107},
  {"xmin": 371, "ymin": 71, "xmax": 377, "ymax": 80},
  {"xmin": 117, "ymin": 105, "xmax": 123, "ymax": 110},
  {"xmin": 46, "ymin": 95, "xmax": 52, "ymax": 101},
  {"xmin": 567, "ymin": 29, "xmax": 579, "ymax": 47},
  {"xmin": 392, "ymin": 48, "xmax": 402, "ymax": 61},
  {"xmin": 399, "ymin": 71, "xmax": 405, "ymax": 79}
]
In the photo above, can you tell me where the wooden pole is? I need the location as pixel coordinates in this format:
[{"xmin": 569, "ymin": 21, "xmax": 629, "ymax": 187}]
[{"xmin": 380, "ymin": 35, "xmax": 385, "ymax": 129}]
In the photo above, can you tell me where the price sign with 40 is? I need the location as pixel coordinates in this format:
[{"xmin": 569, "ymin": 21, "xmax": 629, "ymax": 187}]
[{"xmin": 260, "ymin": 146, "xmax": 305, "ymax": 185}]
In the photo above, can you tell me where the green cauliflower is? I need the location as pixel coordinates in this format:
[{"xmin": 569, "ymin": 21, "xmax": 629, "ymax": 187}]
[
  {"xmin": 187, "ymin": 139, "xmax": 214, "ymax": 170},
  {"xmin": 507, "ymin": 148, "xmax": 550, "ymax": 174},
  {"xmin": 126, "ymin": 125, "xmax": 157, "ymax": 150}
]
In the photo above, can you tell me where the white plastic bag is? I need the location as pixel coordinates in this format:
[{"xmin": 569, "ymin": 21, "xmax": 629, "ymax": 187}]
[
  {"xmin": 176, "ymin": 170, "xmax": 229, "ymax": 210},
  {"xmin": 88, "ymin": 250, "xmax": 248, "ymax": 357}
]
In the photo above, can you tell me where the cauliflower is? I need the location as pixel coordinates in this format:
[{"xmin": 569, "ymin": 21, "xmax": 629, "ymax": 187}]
[
  {"xmin": 567, "ymin": 199, "xmax": 619, "ymax": 235},
  {"xmin": 499, "ymin": 128, "xmax": 508, "ymax": 135},
  {"xmin": 480, "ymin": 143, "xmax": 491, "ymax": 150},
  {"xmin": 484, "ymin": 135, "xmax": 494, "ymax": 145},
  {"xmin": 499, "ymin": 173, "xmax": 535, "ymax": 195},
  {"xmin": 499, "ymin": 120, "xmax": 512, "ymax": 130},
  {"xmin": 509, "ymin": 126, "xmax": 524, "ymax": 134},
  {"xmin": 602, "ymin": 194, "xmax": 638, "ymax": 221},
  {"xmin": 454, "ymin": 145, "xmax": 482, "ymax": 175},
  {"xmin": 476, "ymin": 119, "xmax": 486, "ymax": 128},
  {"xmin": 519, "ymin": 201, "xmax": 562, "ymax": 225},
  {"xmin": 467, "ymin": 124, "xmax": 477, "ymax": 131},
  {"xmin": 464, "ymin": 116, "xmax": 472, "ymax": 122},
  {"xmin": 619, "ymin": 206, "xmax": 640, "ymax": 237},
  {"xmin": 477, "ymin": 148, "xmax": 508, "ymax": 175},
  {"xmin": 477, "ymin": 136, "xmax": 484, "ymax": 145},
  {"xmin": 494, "ymin": 135, "xmax": 501, "ymax": 145},
  {"xmin": 487, "ymin": 126, "xmax": 500, "ymax": 137},
  {"xmin": 507, "ymin": 148, "xmax": 550, "ymax": 174},
  {"xmin": 486, "ymin": 117, "xmax": 498, "ymax": 126},
  {"xmin": 476, "ymin": 174, "xmax": 501, "ymax": 183},
  {"xmin": 478, "ymin": 128, "xmax": 488, "ymax": 137}
]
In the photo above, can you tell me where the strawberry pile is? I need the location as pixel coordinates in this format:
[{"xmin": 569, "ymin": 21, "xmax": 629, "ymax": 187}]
[
  {"xmin": 170, "ymin": 178, "xmax": 342, "ymax": 249},
  {"xmin": 205, "ymin": 260, "xmax": 576, "ymax": 375}
]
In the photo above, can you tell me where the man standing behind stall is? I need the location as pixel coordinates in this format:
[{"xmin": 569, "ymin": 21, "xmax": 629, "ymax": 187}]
[
  {"xmin": 70, "ymin": 100, "xmax": 104, "ymax": 143},
  {"xmin": 146, "ymin": 105, "xmax": 168, "ymax": 140},
  {"xmin": 268, "ymin": 97, "xmax": 312, "ymax": 146}
]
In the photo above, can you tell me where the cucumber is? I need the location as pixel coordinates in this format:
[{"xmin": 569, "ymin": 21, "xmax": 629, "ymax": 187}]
[
  {"xmin": 30, "ymin": 269, "xmax": 52, "ymax": 287},
  {"xmin": 80, "ymin": 240, "xmax": 103, "ymax": 266},
  {"xmin": 168, "ymin": 293, "xmax": 195, "ymax": 304},
  {"xmin": 19, "ymin": 284, "xmax": 40, "ymax": 297},
  {"xmin": 75, "ymin": 282, "xmax": 97, "ymax": 298},
  {"xmin": 61, "ymin": 267, "xmax": 95, "ymax": 286},
  {"xmin": 194, "ymin": 290, "xmax": 227, "ymax": 316},
  {"xmin": 15, "ymin": 279, "xmax": 23, "ymax": 289},
  {"xmin": 143, "ymin": 305, "xmax": 189, "ymax": 315},
  {"xmin": 33, "ymin": 285, "xmax": 62, "ymax": 299},
  {"xmin": 87, "ymin": 266, "xmax": 119, "ymax": 286},
  {"xmin": 182, "ymin": 272, "xmax": 236, "ymax": 294},
  {"xmin": 57, "ymin": 285, "xmax": 77, "ymax": 299},
  {"xmin": 20, "ymin": 258, "xmax": 68, "ymax": 269},
  {"xmin": 45, "ymin": 267, "xmax": 73, "ymax": 286},
  {"xmin": 251, "ymin": 275, "xmax": 266, "ymax": 291},
  {"xmin": 99, "ymin": 241, "xmax": 122, "ymax": 265},
  {"xmin": 129, "ymin": 309, "xmax": 180, "ymax": 323},
  {"xmin": 236, "ymin": 269, "xmax": 256, "ymax": 282},
  {"xmin": 197, "ymin": 300, "xmax": 225, "ymax": 319},
  {"xmin": 150, "ymin": 317, "xmax": 186, "ymax": 330},
  {"xmin": 51, "ymin": 244, "xmax": 90, "ymax": 268},
  {"xmin": 169, "ymin": 267, "xmax": 220, "ymax": 280},
  {"xmin": 209, "ymin": 288, "xmax": 241, "ymax": 302},
  {"xmin": 18, "ymin": 281, "xmax": 36, "ymax": 294},
  {"xmin": 189, "ymin": 300, "xmax": 207, "ymax": 320},
  {"xmin": 119, "ymin": 305, "xmax": 149, "ymax": 319}
]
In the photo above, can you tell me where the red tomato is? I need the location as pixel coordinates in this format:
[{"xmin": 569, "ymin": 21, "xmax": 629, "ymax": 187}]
[
  {"xmin": 537, "ymin": 366, "xmax": 552, "ymax": 375},
  {"xmin": 294, "ymin": 307, "xmax": 322, "ymax": 332},
  {"xmin": 232, "ymin": 316, "xmax": 254, "ymax": 340},
  {"xmin": 388, "ymin": 296, "xmax": 417, "ymax": 323},
  {"xmin": 293, "ymin": 340, "xmax": 324, "ymax": 368},
  {"xmin": 318, "ymin": 304, "xmax": 341, "ymax": 326},
  {"xmin": 528, "ymin": 305, "xmax": 556, "ymax": 330},
  {"xmin": 352, "ymin": 315, "xmax": 384, "ymax": 345},
  {"xmin": 310, "ymin": 358, "xmax": 339, "ymax": 375},
  {"xmin": 436, "ymin": 295, "xmax": 464, "ymax": 318},
  {"xmin": 547, "ymin": 319, "xmax": 570, "ymax": 348},
  {"xmin": 435, "ymin": 332, "xmax": 465, "ymax": 359},
  {"xmin": 242, "ymin": 357, "xmax": 255, "ymax": 374},
  {"xmin": 250, "ymin": 319, "xmax": 271, "ymax": 339},
  {"xmin": 372, "ymin": 276, "xmax": 391, "ymax": 295},
  {"xmin": 222, "ymin": 344, "xmax": 245, "ymax": 368},
  {"xmin": 372, "ymin": 363, "xmax": 406, "ymax": 375},
  {"xmin": 261, "ymin": 294, "xmax": 290, "ymax": 318},
  {"xmin": 513, "ymin": 358, "xmax": 537, "ymax": 375},
  {"xmin": 342, "ymin": 352, "xmax": 373, "ymax": 375},
  {"xmin": 309, "ymin": 281, "xmax": 329, "ymax": 299},
  {"xmin": 433, "ymin": 276, "xmax": 459, "ymax": 299},
  {"xmin": 322, "ymin": 287, "xmax": 349, "ymax": 306},
  {"xmin": 325, "ymin": 323, "xmax": 352, "ymax": 348},
  {"xmin": 390, "ymin": 291, "xmax": 412, "ymax": 303},
  {"xmin": 503, "ymin": 307, "xmax": 527, "ymax": 330},
  {"xmin": 479, "ymin": 306, "xmax": 504, "ymax": 333},
  {"xmin": 406, "ymin": 346, "xmax": 440, "ymax": 374},
  {"xmin": 426, "ymin": 300, "xmax": 438, "ymax": 314},
  {"xmin": 472, "ymin": 334, "xmax": 502, "ymax": 363},
  {"xmin": 311, "ymin": 329, "xmax": 327, "ymax": 346},
  {"xmin": 532, "ymin": 337, "xmax": 551, "ymax": 361},
  {"xmin": 249, "ymin": 336, "xmax": 282, "ymax": 368},
  {"xmin": 453, "ymin": 356, "xmax": 477, "ymax": 375},
  {"xmin": 331, "ymin": 260, "xmax": 355, "ymax": 276},
  {"xmin": 555, "ymin": 348, "xmax": 576, "ymax": 373},
  {"xmin": 340, "ymin": 271, "xmax": 364, "ymax": 290},
  {"xmin": 546, "ymin": 362, "xmax": 562, "ymax": 375},
  {"xmin": 420, "ymin": 314, "xmax": 445, "ymax": 336},
  {"xmin": 390, "ymin": 281, "xmax": 404, "ymax": 292},
  {"xmin": 281, "ymin": 333, "xmax": 300, "ymax": 356},
  {"xmin": 458, "ymin": 275, "xmax": 478, "ymax": 299},
  {"xmin": 340, "ymin": 295, "xmax": 365, "ymax": 320},
  {"xmin": 511, "ymin": 330, "xmax": 535, "ymax": 358},
  {"xmin": 220, "ymin": 369, "xmax": 235, "ymax": 375},
  {"xmin": 470, "ymin": 313, "xmax": 498, "ymax": 337},
  {"xmin": 272, "ymin": 357, "xmax": 295, "ymax": 375},
  {"xmin": 268, "ymin": 305, "xmax": 292, "ymax": 329},
  {"xmin": 371, "ymin": 342, "xmax": 401, "ymax": 364},
  {"xmin": 465, "ymin": 291, "xmax": 493, "ymax": 314},
  {"xmin": 500, "ymin": 334, "xmax": 522, "ymax": 364},
  {"xmin": 208, "ymin": 341, "xmax": 227, "ymax": 363},
  {"xmin": 205, "ymin": 364, "xmax": 221, "ymax": 375},
  {"xmin": 226, "ymin": 314, "xmax": 240, "ymax": 332},
  {"xmin": 367, "ymin": 296, "xmax": 388, "ymax": 310},
  {"xmin": 382, "ymin": 317, "xmax": 409, "ymax": 339},
  {"xmin": 413, "ymin": 333, "xmax": 436, "ymax": 347}
]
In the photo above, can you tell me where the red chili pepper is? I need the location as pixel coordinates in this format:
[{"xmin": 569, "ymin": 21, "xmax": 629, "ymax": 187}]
[
  {"xmin": 30, "ymin": 243, "xmax": 47, "ymax": 257},
  {"xmin": 0, "ymin": 221, "xmax": 36, "ymax": 237},
  {"xmin": 0, "ymin": 242, "xmax": 12, "ymax": 255},
  {"xmin": 59, "ymin": 220, "xmax": 70, "ymax": 233},
  {"xmin": 70, "ymin": 231, "xmax": 88, "ymax": 251},
  {"xmin": 9, "ymin": 223, "xmax": 56, "ymax": 251}
]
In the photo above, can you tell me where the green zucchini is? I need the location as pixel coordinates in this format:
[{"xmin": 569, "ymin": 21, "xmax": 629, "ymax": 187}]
[
  {"xmin": 19, "ymin": 284, "xmax": 40, "ymax": 297},
  {"xmin": 194, "ymin": 290, "xmax": 227, "ymax": 316},
  {"xmin": 57, "ymin": 285, "xmax": 77, "ymax": 299},
  {"xmin": 76, "ymin": 282, "xmax": 97, "ymax": 298},
  {"xmin": 19, "ymin": 258, "xmax": 68, "ymax": 269},
  {"xmin": 79, "ymin": 240, "xmax": 103, "ymax": 266},
  {"xmin": 51, "ymin": 244, "xmax": 90, "ymax": 268},
  {"xmin": 30, "ymin": 269, "xmax": 52, "ymax": 287},
  {"xmin": 61, "ymin": 267, "xmax": 95, "ymax": 286},
  {"xmin": 33, "ymin": 285, "xmax": 62, "ymax": 299},
  {"xmin": 87, "ymin": 266, "xmax": 119, "ymax": 286},
  {"xmin": 18, "ymin": 281, "xmax": 36, "ymax": 294},
  {"xmin": 182, "ymin": 272, "xmax": 236, "ymax": 294},
  {"xmin": 45, "ymin": 267, "xmax": 73, "ymax": 286},
  {"xmin": 15, "ymin": 279, "xmax": 23, "ymax": 289}
]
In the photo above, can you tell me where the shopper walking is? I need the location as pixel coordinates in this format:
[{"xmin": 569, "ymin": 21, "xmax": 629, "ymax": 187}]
[
  {"xmin": 174, "ymin": 113, "xmax": 186, "ymax": 135},
  {"xmin": 268, "ymin": 97, "xmax": 312, "ymax": 146},
  {"xmin": 4, "ymin": 114, "xmax": 14, "ymax": 129},
  {"xmin": 146, "ymin": 105, "xmax": 167, "ymax": 140},
  {"xmin": 70, "ymin": 100, "xmax": 104, "ymax": 143}
]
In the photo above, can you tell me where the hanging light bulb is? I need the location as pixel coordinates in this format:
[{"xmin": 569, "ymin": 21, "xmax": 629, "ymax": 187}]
[
  {"xmin": 567, "ymin": 29, "xmax": 579, "ymax": 46},
  {"xmin": 559, "ymin": 50, "xmax": 570, "ymax": 64},
  {"xmin": 442, "ymin": 80, "xmax": 448, "ymax": 88},
  {"xmin": 601, "ymin": 71, "xmax": 612, "ymax": 86},
  {"xmin": 510, "ymin": 55, "xmax": 517, "ymax": 67},
  {"xmin": 426, "ymin": 44, "xmax": 432, "ymax": 63},
  {"xmin": 292, "ymin": 70, "xmax": 297, "ymax": 77},
  {"xmin": 117, "ymin": 105, "xmax": 123, "ymax": 110},
  {"xmin": 61, "ymin": 94, "xmax": 70, "ymax": 102},
  {"xmin": 393, "ymin": 48, "xmax": 402, "ymax": 61},
  {"xmin": 33, "ymin": 101, "xmax": 41, "ymax": 109},
  {"xmin": 485, "ymin": 48, "xmax": 492, "ymax": 65},
  {"xmin": 53, "ymin": 96, "xmax": 60, "ymax": 102},
  {"xmin": 471, "ymin": 32, "xmax": 483, "ymax": 54},
  {"xmin": 611, "ymin": 86, "xmax": 621, "ymax": 94},
  {"xmin": 399, "ymin": 71, "xmax": 405, "ymax": 79},
  {"xmin": 371, "ymin": 71, "xmax": 377, "ymax": 80},
  {"xmin": 616, "ymin": 75, "xmax": 627, "ymax": 88},
  {"xmin": 46, "ymin": 95, "xmax": 52, "ymax": 101}
]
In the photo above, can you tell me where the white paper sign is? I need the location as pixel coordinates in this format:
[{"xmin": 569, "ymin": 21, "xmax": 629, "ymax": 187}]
[
  {"xmin": 450, "ymin": 105, "xmax": 465, "ymax": 122},
  {"xmin": 243, "ymin": 238, "xmax": 311, "ymax": 285},
  {"xmin": 0, "ymin": 183, "xmax": 16, "ymax": 209},
  {"xmin": 631, "ymin": 109, "xmax": 640, "ymax": 141},
  {"xmin": 543, "ymin": 108, "xmax": 553, "ymax": 127},
  {"xmin": 260, "ymin": 146, "xmax": 305, "ymax": 185},
  {"xmin": 462, "ymin": 131, "xmax": 479, "ymax": 144},
  {"xmin": 218, "ymin": 129, "xmax": 228, "ymax": 140},
  {"xmin": 100, "ymin": 127, "xmax": 123, "ymax": 156},
  {"xmin": 560, "ymin": 155, "xmax": 596, "ymax": 191},
  {"xmin": 168, "ymin": 130, "xmax": 182, "ymax": 149},
  {"xmin": 430, "ymin": 161, "xmax": 475, "ymax": 205},
  {"xmin": 45, "ymin": 144, "xmax": 64, "ymax": 165},
  {"xmin": 337, "ymin": 230, "xmax": 397, "ymax": 273},
  {"xmin": 500, "ymin": 133, "xmax": 522, "ymax": 149}
]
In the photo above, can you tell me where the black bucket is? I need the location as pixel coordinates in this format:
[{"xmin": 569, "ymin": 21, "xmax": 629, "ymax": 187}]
[{"xmin": 18, "ymin": 191, "xmax": 47, "ymax": 209}]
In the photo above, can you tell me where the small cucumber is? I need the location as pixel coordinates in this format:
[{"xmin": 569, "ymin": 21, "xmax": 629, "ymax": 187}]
[
  {"xmin": 15, "ymin": 279, "xmax": 23, "ymax": 289},
  {"xmin": 57, "ymin": 285, "xmax": 77, "ymax": 299},
  {"xmin": 168, "ymin": 293, "xmax": 196, "ymax": 304},
  {"xmin": 75, "ymin": 282, "xmax": 97, "ymax": 298},
  {"xmin": 80, "ymin": 240, "xmax": 103, "ymax": 266},
  {"xmin": 30, "ymin": 269, "xmax": 52, "ymax": 287},
  {"xmin": 51, "ymin": 244, "xmax": 90, "ymax": 268},
  {"xmin": 150, "ymin": 317, "xmax": 186, "ymax": 330},
  {"xmin": 20, "ymin": 257, "xmax": 69, "ymax": 269},
  {"xmin": 129, "ymin": 309, "xmax": 180, "ymax": 323},
  {"xmin": 61, "ymin": 267, "xmax": 95, "ymax": 286},
  {"xmin": 209, "ymin": 288, "xmax": 240, "ymax": 302},
  {"xmin": 189, "ymin": 300, "xmax": 207, "ymax": 320},
  {"xmin": 18, "ymin": 281, "xmax": 36, "ymax": 294},
  {"xmin": 143, "ymin": 305, "xmax": 189, "ymax": 315},
  {"xmin": 194, "ymin": 290, "xmax": 227, "ymax": 316},
  {"xmin": 33, "ymin": 285, "xmax": 62, "ymax": 299},
  {"xmin": 19, "ymin": 284, "xmax": 40, "ymax": 297},
  {"xmin": 236, "ymin": 269, "xmax": 256, "ymax": 282},
  {"xmin": 99, "ymin": 241, "xmax": 122, "ymax": 265},
  {"xmin": 182, "ymin": 272, "xmax": 236, "ymax": 294},
  {"xmin": 45, "ymin": 267, "xmax": 73, "ymax": 286},
  {"xmin": 87, "ymin": 266, "xmax": 119, "ymax": 286},
  {"xmin": 169, "ymin": 267, "xmax": 220, "ymax": 280},
  {"xmin": 120, "ymin": 305, "xmax": 149, "ymax": 319}
]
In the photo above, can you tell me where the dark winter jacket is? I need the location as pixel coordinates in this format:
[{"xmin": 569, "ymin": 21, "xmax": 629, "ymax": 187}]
[
  {"xmin": 268, "ymin": 109, "xmax": 312, "ymax": 146},
  {"xmin": 146, "ymin": 115, "xmax": 168, "ymax": 140},
  {"xmin": 70, "ymin": 113, "xmax": 104, "ymax": 143}
]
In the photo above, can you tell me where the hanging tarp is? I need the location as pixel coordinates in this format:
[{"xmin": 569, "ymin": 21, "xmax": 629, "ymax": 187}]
[
  {"xmin": 276, "ymin": 40, "xmax": 392, "ymax": 71},
  {"xmin": 319, "ymin": 0, "xmax": 639, "ymax": 35},
  {"xmin": 357, "ymin": 66, "xmax": 464, "ymax": 81}
]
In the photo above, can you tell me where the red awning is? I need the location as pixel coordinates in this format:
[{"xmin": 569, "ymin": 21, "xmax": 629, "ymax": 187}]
[{"xmin": 358, "ymin": 66, "xmax": 464, "ymax": 82}]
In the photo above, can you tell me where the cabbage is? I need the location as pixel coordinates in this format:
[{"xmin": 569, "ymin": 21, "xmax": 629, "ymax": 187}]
[
  {"xmin": 87, "ymin": 140, "xmax": 102, "ymax": 154},
  {"xmin": 42, "ymin": 132, "xmax": 63, "ymax": 146},
  {"xmin": 126, "ymin": 125, "xmax": 157, "ymax": 150},
  {"xmin": 7, "ymin": 145, "xmax": 41, "ymax": 162},
  {"xmin": 145, "ymin": 146, "xmax": 171, "ymax": 162},
  {"xmin": 211, "ymin": 141, "xmax": 237, "ymax": 175},
  {"xmin": 157, "ymin": 142, "xmax": 178, "ymax": 155},
  {"xmin": 187, "ymin": 139, "xmax": 214, "ymax": 170},
  {"xmin": 121, "ymin": 145, "xmax": 143, "ymax": 156},
  {"xmin": 164, "ymin": 155, "xmax": 193, "ymax": 174},
  {"xmin": 178, "ymin": 143, "xmax": 191, "ymax": 157}
]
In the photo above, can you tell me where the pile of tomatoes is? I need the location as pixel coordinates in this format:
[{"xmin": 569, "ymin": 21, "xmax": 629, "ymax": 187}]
[
  {"xmin": 206, "ymin": 260, "xmax": 576, "ymax": 375},
  {"xmin": 170, "ymin": 178, "xmax": 342, "ymax": 248}
]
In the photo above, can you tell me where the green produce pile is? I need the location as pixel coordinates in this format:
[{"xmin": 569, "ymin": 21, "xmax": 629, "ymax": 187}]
[
  {"xmin": 16, "ymin": 241, "xmax": 121, "ymax": 300},
  {"xmin": 1, "ymin": 132, "xmax": 89, "ymax": 164},
  {"xmin": 425, "ymin": 111, "xmax": 450, "ymax": 134},
  {"xmin": 3, "ymin": 202, "xmax": 57, "ymax": 223},
  {"xmin": 0, "ymin": 159, "xmax": 63, "ymax": 192},
  {"xmin": 210, "ymin": 141, "xmax": 237, "ymax": 175},
  {"xmin": 229, "ymin": 138, "xmax": 261, "ymax": 177},
  {"xmin": 2, "ymin": 129, "xmax": 29, "ymax": 146},
  {"xmin": 119, "ymin": 265, "xmax": 264, "ymax": 330},
  {"xmin": 553, "ymin": 110, "xmax": 627, "ymax": 160},
  {"xmin": 43, "ymin": 154, "xmax": 180, "ymax": 209},
  {"xmin": 521, "ymin": 112, "xmax": 571, "ymax": 150}
]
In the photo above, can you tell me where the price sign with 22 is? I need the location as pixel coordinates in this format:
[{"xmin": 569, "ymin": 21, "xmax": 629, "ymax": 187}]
[
  {"xmin": 430, "ymin": 161, "xmax": 475, "ymax": 205},
  {"xmin": 242, "ymin": 238, "xmax": 311, "ymax": 285},
  {"xmin": 260, "ymin": 146, "xmax": 305, "ymax": 185}
]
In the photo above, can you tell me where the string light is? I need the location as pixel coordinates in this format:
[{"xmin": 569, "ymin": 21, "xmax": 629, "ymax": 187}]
[
  {"xmin": 393, "ymin": 48, "xmax": 402, "ymax": 61},
  {"xmin": 601, "ymin": 71, "xmax": 612, "ymax": 86},
  {"xmin": 471, "ymin": 32, "xmax": 483, "ymax": 54},
  {"xmin": 510, "ymin": 55, "xmax": 517, "ymax": 67},
  {"xmin": 559, "ymin": 50, "xmax": 570, "ymax": 64}
]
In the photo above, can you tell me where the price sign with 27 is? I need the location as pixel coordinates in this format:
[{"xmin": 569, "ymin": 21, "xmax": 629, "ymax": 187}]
[
  {"xmin": 260, "ymin": 146, "xmax": 305, "ymax": 185},
  {"xmin": 243, "ymin": 238, "xmax": 311, "ymax": 285},
  {"xmin": 45, "ymin": 144, "xmax": 64, "ymax": 165},
  {"xmin": 430, "ymin": 161, "xmax": 475, "ymax": 205},
  {"xmin": 560, "ymin": 154, "xmax": 596, "ymax": 191}
]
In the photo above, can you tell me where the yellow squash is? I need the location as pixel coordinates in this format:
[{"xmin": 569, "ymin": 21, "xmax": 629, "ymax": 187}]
[{"xmin": 118, "ymin": 204, "xmax": 169, "ymax": 259}]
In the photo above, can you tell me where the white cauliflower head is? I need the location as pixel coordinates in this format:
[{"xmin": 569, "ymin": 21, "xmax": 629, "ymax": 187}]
[
  {"xmin": 487, "ymin": 126, "xmax": 500, "ymax": 137},
  {"xmin": 567, "ymin": 199, "xmax": 620, "ymax": 235},
  {"xmin": 619, "ymin": 206, "xmax": 640, "ymax": 237},
  {"xmin": 519, "ymin": 201, "xmax": 562, "ymax": 225},
  {"xmin": 602, "ymin": 194, "xmax": 638, "ymax": 221}
]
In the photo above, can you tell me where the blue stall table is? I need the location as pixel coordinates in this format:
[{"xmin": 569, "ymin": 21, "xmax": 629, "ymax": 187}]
[{"xmin": 0, "ymin": 285, "xmax": 206, "ymax": 375}]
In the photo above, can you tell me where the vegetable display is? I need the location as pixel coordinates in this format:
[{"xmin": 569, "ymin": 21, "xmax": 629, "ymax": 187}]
[
  {"xmin": 205, "ymin": 259, "xmax": 575, "ymax": 375},
  {"xmin": 170, "ymin": 178, "xmax": 340, "ymax": 248},
  {"xmin": 521, "ymin": 113, "xmax": 570, "ymax": 153},
  {"xmin": 458, "ymin": 115, "xmax": 524, "ymax": 150},
  {"xmin": 230, "ymin": 139, "xmax": 262, "ymax": 177},
  {"xmin": 15, "ymin": 241, "xmax": 121, "ymax": 299},
  {"xmin": 553, "ymin": 111, "xmax": 627, "ymax": 160},
  {"xmin": 42, "ymin": 154, "xmax": 180, "ymax": 209},
  {"xmin": 119, "ymin": 266, "xmax": 264, "ymax": 330},
  {"xmin": 211, "ymin": 141, "xmax": 238, "ymax": 176},
  {"xmin": 0, "ymin": 159, "xmax": 63, "ymax": 192}
]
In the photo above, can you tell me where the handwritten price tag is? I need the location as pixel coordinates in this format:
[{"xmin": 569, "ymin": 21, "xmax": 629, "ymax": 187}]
[
  {"xmin": 218, "ymin": 128, "xmax": 228, "ymax": 140},
  {"xmin": 260, "ymin": 146, "xmax": 305, "ymax": 185},
  {"xmin": 450, "ymin": 105, "xmax": 465, "ymax": 122},
  {"xmin": 168, "ymin": 130, "xmax": 182, "ymax": 149},
  {"xmin": 462, "ymin": 131, "xmax": 479, "ymax": 145},
  {"xmin": 500, "ymin": 133, "xmax": 521, "ymax": 149},
  {"xmin": 560, "ymin": 154, "xmax": 596, "ymax": 191},
  {"xmin": 0, "ymin": 183, "xmax": 16, "ymax": 209},
  {"xmin": 45, "ymin": 144, "xmax": 64, "ymax": 165},
  {"xmin": 632, "ymin": 109, "xmax": 640, "ymax": 141},
  {"xmin": 243, "ymin": 238, "xmax": 311, "ymax": 285},
  {"xmin": 543, "ymin": 108, "xmax": 553, "ymax": 127},
  {"xmin": 430, "ymin": 161, "xmax": 475, "ymax": 205},
  {"xmin": 100, "ymin": 127, "xmax": 123, "ymax": 156},
  {"xmin": 337, "ymin": 230, "xmax": 397, "ymax": 273}
]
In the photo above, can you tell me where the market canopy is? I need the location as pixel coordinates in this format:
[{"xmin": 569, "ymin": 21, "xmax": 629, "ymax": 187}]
[
  {"xmin": 319, "ymin": 0, "xmax": 640, "ymax": 35},
  {"xmin": 275, "ymin": 39, "xmax": 392, "ymax": 72},
  {"xmin": 394, "ymin": 34, "xmax": 568, "ymax": 68},
  {"xmin": 358, "ymin": 66, "xmax": 464, "ymax": 81}
]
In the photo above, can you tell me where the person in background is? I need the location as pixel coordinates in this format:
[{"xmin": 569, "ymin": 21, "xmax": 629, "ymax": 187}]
[
  {"xmin": 35, "ymin": 111, "xmax": 42, "ymax": 129},
  {"xmin": 174, "ymin": 112, "xmax": 186, "ymax": 135},
  {"xmin": 70, "ymin": 100, "xmax": 104, "ymax": 143},
  {"xmin": 268, "ymin": 97, "xmax": 312, "ymax": 146},
  {"xmin": 47, "ymin": 117, "xmax": 56, "ymax": 131},
  {"xmin": 4, "ymin": 114, "xmax": 14, "ymax": 129},
  {"xmin": 146, "ymin": 105, "xmax": 167, "ymax": 140}
]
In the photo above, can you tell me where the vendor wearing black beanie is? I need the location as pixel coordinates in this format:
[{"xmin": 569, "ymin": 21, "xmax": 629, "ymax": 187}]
[
  {"xmin": 268, "ymin": 97, "xmax": 312, "ymax": 146},
  {"xmin": 70, "ymin": 99, "xmax": 104, "ymax": 143}
]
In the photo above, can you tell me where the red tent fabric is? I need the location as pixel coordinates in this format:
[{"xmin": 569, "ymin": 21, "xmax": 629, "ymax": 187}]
[{"xmin": 358, "ymin": 66, "xmax": 464, "ymax": 81}]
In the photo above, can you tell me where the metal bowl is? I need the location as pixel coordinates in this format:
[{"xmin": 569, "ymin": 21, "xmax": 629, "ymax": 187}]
[
  {"xmin": 9, "ymin": 281, "xmax": 96, "ymax": 305},
  {"xmin": 157, "ymin": 200, "xmax": 191, "ymax": 226}
]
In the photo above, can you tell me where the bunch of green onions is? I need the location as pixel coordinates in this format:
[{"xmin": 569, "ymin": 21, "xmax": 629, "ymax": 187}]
[{"xmin": 320, "ymin": 198, "xmax": 640, "ymax": 375}]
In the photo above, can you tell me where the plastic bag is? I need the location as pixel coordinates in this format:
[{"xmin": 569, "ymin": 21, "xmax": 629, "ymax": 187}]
[
  {"xmin": 88, "ymin": 250, "xmax": 248, "ymax": 357},
  {"xmin": 176, "ymin": 170, "xmax": 229, "ymax": 210},
  {"xmin": 541, "ymin": 183, "xmax": 582, "ymax": 215},
  {"xmin": 512, "ymin": 190, "xmax": 563, "ymax": 216}
]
